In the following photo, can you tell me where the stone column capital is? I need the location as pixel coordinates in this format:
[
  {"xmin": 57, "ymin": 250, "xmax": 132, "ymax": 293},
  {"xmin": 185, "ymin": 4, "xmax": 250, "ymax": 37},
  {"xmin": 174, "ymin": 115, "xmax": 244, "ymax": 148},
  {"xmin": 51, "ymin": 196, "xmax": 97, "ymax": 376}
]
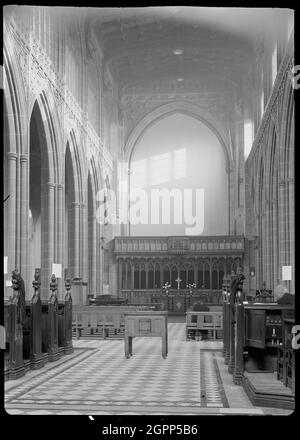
[
  {"xmin": 20, "ymin": 154, "xmax": 28, "ymax": 163},
  {"xmin": 6, "ymin": 152, "xmax": 18, "ymax": 160}
]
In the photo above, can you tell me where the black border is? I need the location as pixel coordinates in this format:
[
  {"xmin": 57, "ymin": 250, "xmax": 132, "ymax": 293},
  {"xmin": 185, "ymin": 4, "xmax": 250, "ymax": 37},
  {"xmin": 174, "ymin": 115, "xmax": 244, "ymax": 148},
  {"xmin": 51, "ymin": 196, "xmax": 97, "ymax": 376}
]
[{"xmin": 1, "ymin": 1, "xmax": 298, "ymax": 437}]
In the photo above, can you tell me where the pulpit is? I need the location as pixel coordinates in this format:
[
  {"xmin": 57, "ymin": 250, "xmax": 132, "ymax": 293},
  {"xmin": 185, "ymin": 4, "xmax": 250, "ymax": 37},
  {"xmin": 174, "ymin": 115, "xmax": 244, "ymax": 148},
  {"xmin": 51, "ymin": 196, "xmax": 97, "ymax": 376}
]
[{"xmin": 124, "ymin": 311, "xmax": 168, "ymax": 358}]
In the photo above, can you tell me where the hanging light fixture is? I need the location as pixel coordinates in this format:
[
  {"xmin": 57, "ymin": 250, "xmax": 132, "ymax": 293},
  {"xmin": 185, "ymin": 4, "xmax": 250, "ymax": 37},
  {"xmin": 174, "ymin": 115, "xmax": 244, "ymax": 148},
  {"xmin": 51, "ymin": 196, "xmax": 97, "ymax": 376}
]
[{"xmin": 172, "ymin": 48, "xmax": 183, "ymax": 55}]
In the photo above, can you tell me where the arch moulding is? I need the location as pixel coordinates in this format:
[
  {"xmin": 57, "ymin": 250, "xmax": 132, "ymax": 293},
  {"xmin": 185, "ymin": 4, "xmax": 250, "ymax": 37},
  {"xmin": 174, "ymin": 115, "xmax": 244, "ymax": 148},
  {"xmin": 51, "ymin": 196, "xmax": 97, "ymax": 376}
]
[{"xmin": 124, "ymin": 101, "xmax": 233, "ymax": 170}]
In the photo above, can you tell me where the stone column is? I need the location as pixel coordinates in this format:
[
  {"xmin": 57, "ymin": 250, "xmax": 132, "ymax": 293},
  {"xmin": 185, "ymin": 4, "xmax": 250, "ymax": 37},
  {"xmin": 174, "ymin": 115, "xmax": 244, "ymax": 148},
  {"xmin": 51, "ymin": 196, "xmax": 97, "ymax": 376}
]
[
  {"xmin": 108, "ymin": 252, "xmax": 118, "ymax": 296},
  {"xmin": 80, "ymin": 203, "xmax": 88, "ymax": 304},
  {"xmin": 41, "ymin": 182, "xmax": 55, "ymax": 300},
  {"xmin": 56, "ymin": 183, "xmax": 64, "ymax": 300},
  {"xmin": 89, "ymin": 214, "xmax": 97, "ymax": 296},
  {"xmin": 70, "ymin": 202, "xmax": 80, "ymax": 277},
  {"xmin": 20, "ymin": 154, "xmax": 29, "ymax": 296},
  {"xmin": 226, "ymin": 166, "xmax": 234, "ymax": 235},
  {"xmin": 69, "ymin": 202, "xmax": 82, "ymax": 305},
  {"xmin": 288, "ymin": 178, "xmax": 294, "ymax": 294},
  {"xmin": 5, "ymin": 152, "xmax": 17, "ymax": 276},
  {"xmin": 96, "ymin": 222, "xmax": 102, "ymax": 295}
]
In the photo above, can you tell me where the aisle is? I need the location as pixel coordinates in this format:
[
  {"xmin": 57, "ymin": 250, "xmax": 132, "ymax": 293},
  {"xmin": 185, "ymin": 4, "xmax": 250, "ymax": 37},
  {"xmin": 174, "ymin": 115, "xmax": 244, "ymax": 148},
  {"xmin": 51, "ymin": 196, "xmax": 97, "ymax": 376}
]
[{"xmin": 4, "ymin": 323, "xmax": 282, "ymax": 415}]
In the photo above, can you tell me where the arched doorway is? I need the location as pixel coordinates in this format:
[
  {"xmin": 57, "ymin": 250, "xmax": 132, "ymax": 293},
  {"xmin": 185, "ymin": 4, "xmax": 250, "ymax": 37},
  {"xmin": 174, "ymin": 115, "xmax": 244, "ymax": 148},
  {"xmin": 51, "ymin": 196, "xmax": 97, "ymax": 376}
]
[
  {"xmin": 3, "ymin": 99, "xmax": 11, "ymax": 274},
  {"xmin": 29, "ymin": 100, "xmax": 52, "ymax": 298},
  {"xmin": 65, "ymin": 141, "xmax": 78, "ymax": 281},
  {"xmin": 88, "ymin": 171, "xmax": 97, "ymax": 296}
]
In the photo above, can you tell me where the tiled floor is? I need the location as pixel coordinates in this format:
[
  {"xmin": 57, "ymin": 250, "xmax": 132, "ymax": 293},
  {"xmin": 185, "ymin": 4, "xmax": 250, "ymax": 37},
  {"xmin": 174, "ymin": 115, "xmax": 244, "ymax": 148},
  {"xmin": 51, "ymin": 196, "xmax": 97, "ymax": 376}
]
[{"xmin": 4, "ymin": 323, "xmax": 292, "ymax": 415}]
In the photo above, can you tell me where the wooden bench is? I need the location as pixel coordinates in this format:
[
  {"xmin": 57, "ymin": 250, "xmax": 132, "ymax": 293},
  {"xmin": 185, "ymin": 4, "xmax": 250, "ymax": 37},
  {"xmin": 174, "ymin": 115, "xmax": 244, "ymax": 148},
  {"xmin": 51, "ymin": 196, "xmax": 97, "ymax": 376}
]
[
  {"xmin": 4, "ymin": 298, "xmax": 25, "ymax": 380},
  {"xmin": 186, "ymin": 310, "xmax": 223, "ymax": 340},
  {"xmin": 5, "ymin": 274, "xmax": 74, "ymax": 380},
  {"xmin": 72, "ymin": 305, "xmax": 157, "ymax": 339},
  {"xmin": 231, "ymin": 301, "xmax": 295, "ymax": 407}
]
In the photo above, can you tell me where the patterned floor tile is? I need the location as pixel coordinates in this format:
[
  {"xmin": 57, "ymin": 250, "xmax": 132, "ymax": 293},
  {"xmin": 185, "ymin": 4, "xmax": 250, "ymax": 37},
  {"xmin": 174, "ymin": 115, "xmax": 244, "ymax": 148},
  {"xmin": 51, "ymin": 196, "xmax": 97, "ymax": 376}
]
[{"xmin": 5, "ymin": 323, "xmax": 236, "ymax": 414}]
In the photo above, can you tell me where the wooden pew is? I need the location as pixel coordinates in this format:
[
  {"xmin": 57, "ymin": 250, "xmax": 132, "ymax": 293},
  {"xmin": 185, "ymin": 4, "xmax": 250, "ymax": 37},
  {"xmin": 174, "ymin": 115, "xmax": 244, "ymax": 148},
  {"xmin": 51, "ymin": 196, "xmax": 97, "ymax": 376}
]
[
  {"xmin": 20, "ymin": 270, "xmax": 47, "ymax": 370},
  {"xmin": 234, "ymin": 300, "xmax": 295, "ymax": 408},
  {"xmin": 277, "ymin": 318, "xmax": 295, "ymax": 393},
  {"xmin": 243, "ymin": 304, "xmax": 294, "ymax": 371},
  {"xmin": 72, "ymin": 305, "xmax": 157, "ymax": 339},
  {"xmin": 58, "ymin": 278, "xmax": 74, "ymax": 355},
  {"xmin": 4, "ymin": 270, "xmax": 26, "ymax": 380},
  {"xmin": 41, "ymin": 274, "xmax": 60, "ymax": 362},
  {"xmin": 4, "ymin": 298, "xmax": 25, "ymax": 380},
  {"xmin": 233, "ymin": 300, "xmax": 244, "ymax": 384},
  {"xmin": 229, "ymin": 272, "xmax": 245, "ymax": 374},
  {"xmin": 222, "ymin": 275, "xmax": 231, "ymax": 363},
  {"xmin": 4, "ymin": 300, "xmax": 10, "ymax": 380},
  {"xmin": 186, "ymin": 308, "xmax": 223, "ymax": 340},
  {"xmin": 120, "ymin": 289, "xmax": 223, "ymax": 314},
  {"xmin": 5, "ymin": 272, "xmax": 74, "ymax": 380},
  {"xmin": 29, "ymin": 272, "xmax": 47, "ymax": 368}
]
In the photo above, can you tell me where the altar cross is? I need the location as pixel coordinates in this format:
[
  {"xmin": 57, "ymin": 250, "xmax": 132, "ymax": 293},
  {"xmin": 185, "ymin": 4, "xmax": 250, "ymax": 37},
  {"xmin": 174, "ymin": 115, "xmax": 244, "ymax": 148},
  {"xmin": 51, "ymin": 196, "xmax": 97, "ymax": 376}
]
[{"xmin": 175, "ymin": 274, "xmax": 182, "ymax": 291}]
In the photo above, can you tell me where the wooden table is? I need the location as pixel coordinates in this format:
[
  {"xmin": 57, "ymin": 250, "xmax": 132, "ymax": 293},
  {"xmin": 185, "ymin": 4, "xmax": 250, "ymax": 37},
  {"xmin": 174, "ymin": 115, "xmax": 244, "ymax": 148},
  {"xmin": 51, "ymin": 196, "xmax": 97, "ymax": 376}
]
[{"xmin": 124, "ymin": 311, "xmax": 168, "ymax": 359}]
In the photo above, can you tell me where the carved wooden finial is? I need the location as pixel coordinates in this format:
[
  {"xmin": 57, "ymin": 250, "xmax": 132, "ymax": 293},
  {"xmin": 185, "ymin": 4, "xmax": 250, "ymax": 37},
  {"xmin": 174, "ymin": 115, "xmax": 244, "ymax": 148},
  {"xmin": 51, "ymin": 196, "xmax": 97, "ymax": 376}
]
[
  {"xmin": 50, "ymin": 274, "xmax": 57, "ymax": 293},
  {"xmin": 32, "ymin": 269, "xmax": 41, "ymax": 291},
  {"xmin": 12, "ymin": 268, "xmax": 21, "ymax": 291},
  {"xmin": 65, "ymin": 277, "xmax": 71, "ymax": 293}
]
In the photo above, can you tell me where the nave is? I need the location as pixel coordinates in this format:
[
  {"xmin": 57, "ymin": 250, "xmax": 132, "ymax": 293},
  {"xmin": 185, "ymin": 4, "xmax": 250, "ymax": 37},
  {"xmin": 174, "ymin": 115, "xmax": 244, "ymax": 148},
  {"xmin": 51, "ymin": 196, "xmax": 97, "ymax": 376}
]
[
  {"xmin": 3, "ymin": 6, "xmax": 295, "ymax": 419},
  {"xmin": 5, "ymin": 320, "xmax": 291, "ymax": 416}
]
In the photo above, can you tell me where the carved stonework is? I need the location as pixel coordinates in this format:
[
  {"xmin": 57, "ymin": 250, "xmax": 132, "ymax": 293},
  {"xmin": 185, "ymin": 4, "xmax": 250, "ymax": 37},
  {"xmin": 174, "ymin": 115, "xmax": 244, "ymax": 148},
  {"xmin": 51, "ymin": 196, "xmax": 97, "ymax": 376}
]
[
  {"xmin": 247, "ymin": 48, "xmax": 294, "ymax": 162},
  {"xmin": 7, "ymin": 17, "xmax": 113, "ymax": 174},
  {"xmin": 122, "ymin": 91, "xmax": 231, "ymax": 138}
]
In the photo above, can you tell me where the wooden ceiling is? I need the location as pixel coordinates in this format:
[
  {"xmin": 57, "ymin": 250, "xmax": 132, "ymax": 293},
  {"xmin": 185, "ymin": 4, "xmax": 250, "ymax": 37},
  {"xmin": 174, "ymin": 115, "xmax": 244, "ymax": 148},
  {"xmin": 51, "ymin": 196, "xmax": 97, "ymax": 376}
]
[{"xmin": 88, "ymin": 7, "xmax": 258, "ymax": 90}]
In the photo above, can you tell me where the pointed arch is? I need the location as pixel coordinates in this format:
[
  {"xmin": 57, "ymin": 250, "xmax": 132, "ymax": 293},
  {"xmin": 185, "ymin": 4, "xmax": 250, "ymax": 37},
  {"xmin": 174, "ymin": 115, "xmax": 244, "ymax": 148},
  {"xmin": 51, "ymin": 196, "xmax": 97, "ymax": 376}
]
[
  {"xmin": 65, "ymin": 129, "xmax": 84, "ymax": 204},
  {"xmin": 124, "ymin": 101, "xmax": 233, "ymax": 171}
]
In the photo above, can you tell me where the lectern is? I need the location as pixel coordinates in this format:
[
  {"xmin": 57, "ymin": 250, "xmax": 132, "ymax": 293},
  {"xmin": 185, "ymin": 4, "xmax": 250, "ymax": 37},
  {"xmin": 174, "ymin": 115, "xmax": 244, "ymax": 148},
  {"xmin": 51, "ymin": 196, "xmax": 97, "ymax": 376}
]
[{"xmin": 124, "ymin": 311, "xmax": 168, "ymax": 358}]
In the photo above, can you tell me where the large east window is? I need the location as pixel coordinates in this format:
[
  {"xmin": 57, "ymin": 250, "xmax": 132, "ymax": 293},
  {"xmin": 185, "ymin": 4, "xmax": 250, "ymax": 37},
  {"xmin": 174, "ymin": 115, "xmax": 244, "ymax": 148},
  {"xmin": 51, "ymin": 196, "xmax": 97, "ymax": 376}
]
[
  {"xmin": 244, "ymin": 120, "xmax": 254, "ymax": 160},
  {"xmin": 271, "ymin": 44, "xmax": 278, "ymax": 86}
]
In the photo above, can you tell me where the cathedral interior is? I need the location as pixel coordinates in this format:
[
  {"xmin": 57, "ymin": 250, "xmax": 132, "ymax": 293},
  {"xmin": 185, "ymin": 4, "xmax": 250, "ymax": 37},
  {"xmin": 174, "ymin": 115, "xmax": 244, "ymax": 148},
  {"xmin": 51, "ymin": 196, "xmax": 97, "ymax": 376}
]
[{"xmin": 3, "ymin": 6, "xmax": 295, "ymax": 417}]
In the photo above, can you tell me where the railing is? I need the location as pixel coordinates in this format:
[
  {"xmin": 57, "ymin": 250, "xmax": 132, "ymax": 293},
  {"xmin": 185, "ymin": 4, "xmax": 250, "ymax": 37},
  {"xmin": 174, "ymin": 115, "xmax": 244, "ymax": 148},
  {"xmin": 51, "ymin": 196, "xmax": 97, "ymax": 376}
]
[
  {"xmin": 114, "ymin": 236, "xmax": 244, "ymax": 254},
  {"xmin": 118, "ymin": 289, "xmax": 223, "ymax": 314},
  {"xmin": 119, "ymin": 289, "xmax": 222, "ymax": 302}
]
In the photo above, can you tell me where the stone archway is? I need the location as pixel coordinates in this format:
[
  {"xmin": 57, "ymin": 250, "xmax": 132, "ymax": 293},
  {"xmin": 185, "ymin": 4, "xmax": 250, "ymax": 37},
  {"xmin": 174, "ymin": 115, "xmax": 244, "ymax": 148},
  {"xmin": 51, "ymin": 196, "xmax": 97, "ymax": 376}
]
[
  {"xmin": 124, "ymin": 102, "xmax": 233, "ymax": 236},
  {"xmin": 125, "ymin": 101, "xmax": 233, "ymax": 168},
  {"xmin": 29, "ymin": 100, "xmax": 54, "ymax": 299}
]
